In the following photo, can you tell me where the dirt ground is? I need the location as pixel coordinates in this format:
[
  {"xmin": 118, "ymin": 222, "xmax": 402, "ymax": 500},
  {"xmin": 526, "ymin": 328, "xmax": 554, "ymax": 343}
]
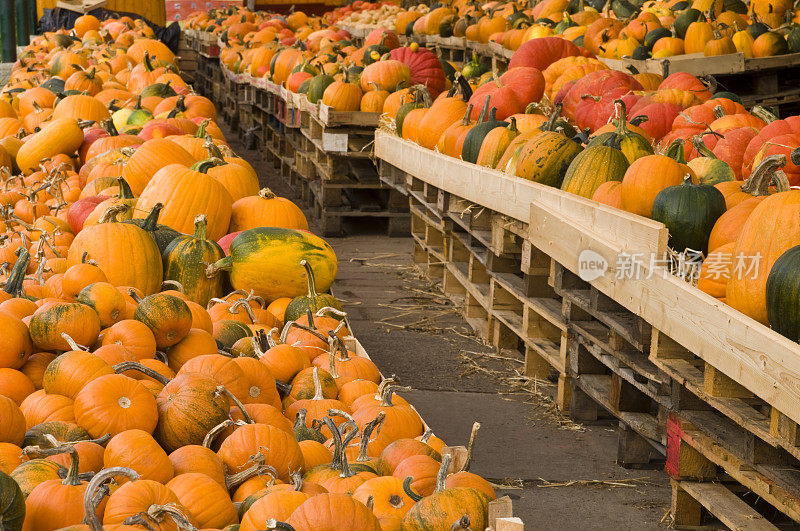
[{"xmin": 226, "ymin": 126, "xmax": 673, "ymax": 530}]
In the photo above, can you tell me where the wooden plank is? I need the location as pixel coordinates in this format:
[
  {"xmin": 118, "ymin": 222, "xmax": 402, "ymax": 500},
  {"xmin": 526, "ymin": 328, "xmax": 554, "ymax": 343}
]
[
  {"xmin": 677, "ymin": 481, "xmax": 780, "ymax": 531},
  {"xmin": 527, "ymin": 200, "xmax": 800, "ymax": 428},
  {"xmin": 374, "ymin": 131, "xmax": 666, "ymax": 256}
]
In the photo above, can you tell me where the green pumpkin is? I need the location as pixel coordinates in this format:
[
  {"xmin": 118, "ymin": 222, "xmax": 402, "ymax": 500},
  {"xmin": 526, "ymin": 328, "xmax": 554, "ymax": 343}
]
[
  {"xmin": 711, "ymin": 91, "xmax": 742, "ymax": 104},
  {"xmin": 23, "ymin": 421, "xmax": 89, "ymax": 448},
  {"xmin": 516, "ymin": 131, "xmax": 583, "ymax": 187},
  {"xmin": 363, "ymin": 35, "xmax": 392, "ymax": 65},
  {"xmin": 460, "ymin": 52, "xmax": 486, "ymax": 80},
  {"xmin": 207, "ymin": 227, "xmax": 337, "ymax": 301},
  {"xmin": 787, "ymin": 27, "xmax": 800, "ymax": 53},
  {"xmin": 588, "ymin": 100, "xmax": 653, "ymax": 164},
  {"xmin": 163, "ymin": 215, "xmax": 225, "ymax": 307},
  {"xmin": 554, "ymin": 15, "xmax": 577, "ymax": 34},
  {"xmin": 462, "ymin": 97, "xmax": 507, "ymax": 164},
  {"xmin": 213, "ymin": 319, "xmax": 252, "ymax": 349},
  {"xmin": 306, "ymin": 74, "xmax": 335, "ymax": 104},
  {"xmin": 612, "ymin": 0, "xmax": 638, "ymax": 19},
  {"xmin": 396, "ymin": 88, "xmax": 431, "ymax": 137},
  {"xmin": 10, "ymin": 459, "xmax": 62, "ymax": 497},
  {"xmin": 561, "ymin": 145, "xmax": 629, "ymax": 199},
  {"xmin": 748, "ymin": 19, "xmax": 771, "ymax": 39},
  {"xmin": 644, "ymin": 27, "xmax": 671, "ymax": 48},
  {"xmin": 401, "ymin": 484, "xmax": 490, "ymax": 530},
  {"xmin": 766, "ymin": 245, "xmax": 800, "ymax": 341},
  {"xmin": 723, "ymin": 0, "xmax": 747, "ymax": 13},
  {"xmin": 439, "ymin": 15, "xmax": 455, "ymax": 37},
  {"xmin": 283, "ymin": 260, "xmax": 343, "ymax": 323},
  {"xmin": 123, "ymin": 203, "xmax": 182, "ymax": 256},
  {"xmin": 298, "ymin": 78, "xmax": 312, "ymax": 94},
  {"xmin": 673, "ymin": 8, "xmax": 704, "ymax": 38},
  {"xmin": 140, "ymin": 80, "xmax": 178, "ymax": 98},
  {"xmin": 651, "ymin": 176, "xmax": 726, "ymax": 254},
  {"xmin": 0, "ymin": 470, "xmax": 24, "ymax": 531},
  {"xmin": 687, "ymin": 138, "xmax": 735, "ymax": 185}
]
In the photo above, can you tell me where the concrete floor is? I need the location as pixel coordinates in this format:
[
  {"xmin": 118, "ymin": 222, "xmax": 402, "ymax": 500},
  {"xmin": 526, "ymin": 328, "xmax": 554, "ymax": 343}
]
[{"xmin": 226, "ymin": 127, "xmax": 672, "ymax": 530}]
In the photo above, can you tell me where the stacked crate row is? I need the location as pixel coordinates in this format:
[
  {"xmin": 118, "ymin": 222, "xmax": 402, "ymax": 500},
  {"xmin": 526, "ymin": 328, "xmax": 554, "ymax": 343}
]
[
  {"xmin": 375, "ymin": 130, "xmax": 800, "ymax": 531},
  {"xmin": 185, "ymin": 30, "xmax": 410, "ymax": 236}
]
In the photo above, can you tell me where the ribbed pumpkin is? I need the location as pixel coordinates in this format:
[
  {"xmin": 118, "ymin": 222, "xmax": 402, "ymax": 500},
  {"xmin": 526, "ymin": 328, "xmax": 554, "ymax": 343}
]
[
  {"xmin": 66, "ymin": 211, "xmax": 163, "ymax": 294},
  {"xmin": 229, "ymin": 188, "xmax": 309, "ymax": 232},
  {"xmin": 727, "ymin": 186, "xmax": 800, "ymax": 325},
  {"xmin": 515, "ymin": 131, "xmax": 583, "ymax": 187},
  {"xmin": 414, "ymin": 79, "xmax": 470, "ymax": 150},
  {"xmin": 620, "ymin": 155, "xmax": 686, "ymax": 218},
  {"xmin": 476, "ymin": 118, "xmax": 519, "ymax": 169},
  {"xmin": 134, "ymin": 161, "xmax": 234, "ymax": 241},
  {"xmin": 561, "ymin": 145, "xmax": 629, "ymax": 199},
  {"xmin": 322, "ymin": 73, "xmax": 362, "ymax": 112},
  {"xmin": 708, "ymin": 196, "xmax": 763, "ymax": 252},
  {"xmin": 651, "ymin": 176, "xmax": 726, "ymax": 253},
  {"xmin": 360, "ymin": 59, "xmax": 411, "ymax": 92},
  {"xmin": 121, "ymin": 138, "xmax": 197, "ymax": 195},
  {"xmin": 16, "ymin": 118, "xmax": 83, "ymax": 175},
  {"xmin": 52, "ymin": 94, "xmax": 110, "ymax": 123},
  {"xmin": 163, "ymin": 215, "xmax": 225, "ymax": 306},
  {"xmin": 206, "ymin": 227, "xmax": 337, "ymax": 301},
  {"xmin": 697, "ymin": 242, "xmax": 735, "ymax": 301}
]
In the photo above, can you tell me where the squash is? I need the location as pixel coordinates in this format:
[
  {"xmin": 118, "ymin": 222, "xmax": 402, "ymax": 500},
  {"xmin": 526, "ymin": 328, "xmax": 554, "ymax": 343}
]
[
  {"xmin": 651, "ymin": 176, "xmax": 727, "ymax": 254},
  {"xmin": 284, "ymin": 260, "xmax": 343, "ymax": 323},
  {"xmin": 766, "ymin": 245, "xmax": 800, "ymax": 341},
  {"xmin": 207, "ymin": 227, "xmax": 337, "ymax": 302},
  {"xmin": 15, "ymin": 118, "xmax": 83, "ymax": 175},
  {"xmin": 476, "ymin": 118, "xmax": 519, "ymax": 168},
  {"xmin": 461, "ymin": 96, "xmax": 508, "ymax": 164},
  {"xmin": 561, "ymin": 145, "xmax": 629, "ymax": 199},
  {"xmin": 515, "ymin": 131, "xmax": 583, "ymax": 188},
  {"xmin": 163, "ymin": 215, "xmax": 225, "ymax": 307},
  {"xmin": 587, "ymin": 100, "xmax": 653, "ymax": 163},
  {"xmin": 0, "ymin": 470, "xmax": 24, "ymax": 530}
]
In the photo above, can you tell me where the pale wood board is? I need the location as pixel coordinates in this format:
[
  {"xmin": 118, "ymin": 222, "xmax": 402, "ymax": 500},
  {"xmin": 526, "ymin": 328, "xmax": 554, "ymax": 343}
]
[{"xmin": 677, "ymin": 481, "xmax": 780, "ymax": 531}]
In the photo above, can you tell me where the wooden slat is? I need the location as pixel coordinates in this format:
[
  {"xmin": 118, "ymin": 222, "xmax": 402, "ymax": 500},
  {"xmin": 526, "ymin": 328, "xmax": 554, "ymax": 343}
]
[{"xmin": 677, "ymin": 481, "xmax": 780, "ymax": 531}]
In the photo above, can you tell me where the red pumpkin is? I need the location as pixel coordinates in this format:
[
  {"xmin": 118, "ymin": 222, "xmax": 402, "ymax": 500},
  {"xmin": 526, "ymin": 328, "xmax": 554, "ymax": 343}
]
[
  {"xmin": 388, "ymin": 46, "xmax": 446, "ymax": 98},
  {"xmin": 468, "ymin": 67, "xmax": 545, "ymax": 121},
  {"xmin": 508, "ymin": 37, "xmax": 581, "ymax": 71}
]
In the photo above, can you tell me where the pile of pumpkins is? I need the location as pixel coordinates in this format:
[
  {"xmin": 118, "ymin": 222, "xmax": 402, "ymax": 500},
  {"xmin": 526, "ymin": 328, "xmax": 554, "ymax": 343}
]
[
  {"xmin": 384, "ymin": 0, "xmax": 800, "ymax": 59},
  {"xmin": 0, "ymin": 11, "xmax": 500, "ymax": 531},
  {"xmin": 377, "ymin": 32, "xmax": 800, "ymax": 351}
]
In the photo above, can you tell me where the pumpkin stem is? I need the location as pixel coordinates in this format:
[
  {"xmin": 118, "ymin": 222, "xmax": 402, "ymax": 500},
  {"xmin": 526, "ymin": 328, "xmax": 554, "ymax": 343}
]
[
  {"xmin": 3, "ymin": 246, "xmax": 29, "ymax": 298},
  {"xmin": 402, "ymin": 476, "xmax": 423, "ymax": 502},
  {"xmin": 126, "ymin": 288, "xmax": 143, "ymax": 304},
  {"xmin": 435, "ymin": 453, "xmax": 453, "ymax": 493},
  {"xmin": 215, "ymin": 384, "xmax": 253, "ymax": 423},
  {"xmin": 324, "ymin": 416, "xmax": 357, "ymax": 478},
  {"xmin": 664, "ymin": 138, "xmax": 688, "ymax": 164},
  {"xmin": 294, "ymin": 408, "xmax": 326, "ymax": 443},
  {"xmin": 284, "ymin": 320, "xmax": 328, "ymax": 344},
  {"xmin": 123, "ymin": 503, "xmax": 196, "ymax": 530},
  {"xmin": 742, "ymin": 154, "xmax": 790, "ymax": 195},
  {"xmin": 194, "ymin": 119, "xmax": 210, "ymax": 139},
  {"xmin": 299, "ymin": 259, "xmax": 319, "ymax": 299},
  {"xmin": 750, "ymin": 105, "xmax": 777, "ymax": 124},
  {"xmin": 450, "ymin": 515, "xmax": 472, "ymax": 530},
  {"xmin": 461, "ymin": 421, "xmax": 480, "ymax": 473},
  {"xmin": 265, "ymin": 519, "xmax": 295, "ymax": 531},
  {"xmin": 326, "ymin": 336, "xmax": 340, "ymax": 379},
  {"xmin": 476, "ymin": 95, "xmax": 491, "ymax": 124},
  {"xmin": 357, "ymin": 411, "xmax": 386, "ymax": 463},
  {"xmin": 290, "ymin": 470, "xmax": 304, "ymax": 491},
  {"xmin": 206, "ymin": 255, "xmax": 233, "ymax": 278},
  {"xmin": 139, "ymin": 203, "xmax": 164, "ymax": 232},
  {"xmin": 459, "ymin": 104, "xmax": 473, "ymax": 126},
  {"xmin": 22, "ymin": 443, "xmax": 81, "ymax": 486},
  {"xmin": 380, "ymin": 385, "xmax": 412, "ymax": 407},
  {"xmin": 507, "ymin": 117, "xmax": 518, "ymax": 134},
  {"xmin": 191, "ymin": 157, "xmax": 226, "ymax": 174},
  {"xmin": 542, "ymin": 103, "xmax": 563, "ymax": 132},
  {"xmin": 690, "ymin": 136, "xmax": 717, "ymax": 159},
  {"xmin": 97, "ymin": 203, "xmax": 130, "ymax": 223},
  {"xmin": 229, "ymin": 298, "xmax": 258, "ymax": 324},
  {"xmin": 225, "ymin": 462, "xmax": 277, "ymax": 490},
  {"xmin": 60, "ymin": 332, "xmax": 88, "ymax": 352},
  {"xmin": 82, "ymin": 467, "xmax": 139, "ymax": 529},
  {"xmin": 102, "ymin": 118, "xmax": 120, "ymax": 136},
  {"xmin": 259, "ymin": 327, "xmax": 278, "ymax": 351},
  {"xmin": 259, "ymin": 187, "xmax": 276, "ymax": 200},
  {"xmin": 112, "ymin": 361, "xmax": 170, "ymax": 384},
  {"xmin": 366, "ymin": 495, "xmax": 375, "ymax": 510},
  {"xmin": 310, "ymin": 366, "xmax": 326, "ymax": 401},
  {"xmin": 190, "ymin": 215, "xmax": 208, "ymax": 241},
  {"xmin": 203, "ymin": 419, "xmax": 238, "ymax": 448},
  {"xmin": 161, "ymin": 280, "xmax": 185, "ymax": 293},
  {"xmin": 204, "ymin": 134, "xmax": 226, "ymax": 160},
  {"xmin": 328, "ymin": 331, "xmax": 350, "ymax": 361}
]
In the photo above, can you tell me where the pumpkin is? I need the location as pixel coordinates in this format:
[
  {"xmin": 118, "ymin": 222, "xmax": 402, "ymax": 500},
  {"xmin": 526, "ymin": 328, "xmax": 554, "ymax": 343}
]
[
  {"xmin": 389, "ymin": 46, "xmax": 447, "ymax": 98},
  {"xmin": 166, "ymin": 473, "xmax": 238, "ymax": 529},
  {"xmin": 515, "ymin": 130, "xmax": 583, "ymax": 187},
  {"xmin": 468, "ymin": 67, "xmax": 545, "ymax": 121},
  {"xmin": 73, "ymin": 373, "xmax": 158, "ymax": 438},
  {"xmin": 67, "ymin": 209, "xmax": 163, "ymax": 294},
  {"xmin": 76, "ymin": 281, "xmax": 126, "ymax": 328},
  {"xmin": 163, "ymin": 215, "xmax": 225, "ymax": 306},
  {"xmin": 15, "ymin": 118, "xmax": 84, "ymax": 175},
  {"xmin": 476, "ymin": 118, "xmax": 520, "ymax": 169},
  {"xmin": 508, "ymin": 36, "xmax": 580, "ymax": 71},
  {"xmin": 359, "ymin": 59, "xmax": 411, "ymax": 92},
  {"xmin": 752, "ymin": 31, "xmax": 788, "ymax": 57},
  {"xmin": 287, "ymin": 492, "xmax": 382, "ymax": 530},
  {"xmin": 230, "ymin": 188, "xmax": 308, "ymax": 232},
  {"xmin": 727, "ymin": 178, "xmax": 800, "ymax": 324},
  {"xmin": 121, "ymin": 138, "xmax": 197, "ymax": 196},
  {"xmin": 134, "ymin": 292, "xmax": 192, "ymax": 349},
  {"xmin": 461, "ymin": 97, "xmax": 508, "ymax": 164},
  {"xmin": 207, "ymin": 227, "xmax": 337, "ymax": 302},
  {"xmin": 322, "ymin": 73, "xmax": 362, "ymax": 112},
  {"xmin": 29, "ymin": 303, "xmax": 101, "ymax": 352},
  {"xmin": 587, "ymin": 100, "xmax": 653, "ymax": 164},
  {"xmin": 651, "ymin": 176, "xmax": 727, "ymax": 254},
  {"xmin": 134, "ymin": 161, "xmax": 233, "ymax": 241},
  {"xmin": 561, "ymin": 145, "xmax": 629, "ymax": 199},
  {"xmin": 708, "ymin": 197, "xmax": 763, "ymax": 252},
  {"xmin": 620, "ymin": 155, "xmax": 687, "ymax": 218},
  {"xmin": 0, "ymin": 470, "xmax": 24, "ymax": 530}
]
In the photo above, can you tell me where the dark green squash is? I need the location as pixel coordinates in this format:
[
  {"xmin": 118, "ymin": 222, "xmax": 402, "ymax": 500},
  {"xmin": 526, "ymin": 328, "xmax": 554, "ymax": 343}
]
[
  {"xmin": 644, "ymin": 27, "xmax": 671, "ymax": 48},
  {"xmin": 363, "ymin": 35, "xmax": 392, "ymax": 65},
  {"xmin": 711, "ymin": 91, "xmax": 742, "ymax": 104},
  {"xmin": 0, "ymin": 470, "xmax": 24, "ymax": 531},
  {"xmin": 723, "ymin": 0, "xmax": 747, "ymax": 13},
  {"xmin": 747, "ymin": 16, "xmax": 771, "ymax": 39},
  {"xmin": 123, "ymin": 203, "xmax": 182, "ymax": 256},
  {"xmin": 673, "ymin": 8, "xmax": 704, "ymax": 38},
  {"xmin": 163, "ymin": 215, "xmax": 225, "ymax": 307},
  {"xmin": 40, "ymin": 77, "xmax": 65, "ymax": 94},
  {"xmin": 561, "ymin": 145, "xmax": 629, "ymax": 199},
  {"xmin": 631, "ymin": 45, "xmax": 651, "ymax": 60},
  {"xmin": 651, "ymin": 176, "xmax": 726, "ymax": 254},
  {"xmin": 460, "ymin": 52, "xmax": 486, "ymax": 80},
  {"xmin": 588, "ymin": 100, "xmax": 654, "ymax": 164},
  {"xmin": 306, "ymin": 74, "xmax": 335, "ymax": 104},
  {"xmin": 461, "ymin": 96, "xmax": 507, "ymax": 164},
  {"xmin": 766, "ymin": 245, "xmax": 800, "ymax": 341},
  {"xmin": 611, "ymin": 0, "xmax": 638, "ymax": 19},
  {"xmin": 283, "ymin": 260, "xmax": 343, "ymax": 323},
  {"xmin": 787, "ymin": 27, "xmax": 800, "ymax": 54}
]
